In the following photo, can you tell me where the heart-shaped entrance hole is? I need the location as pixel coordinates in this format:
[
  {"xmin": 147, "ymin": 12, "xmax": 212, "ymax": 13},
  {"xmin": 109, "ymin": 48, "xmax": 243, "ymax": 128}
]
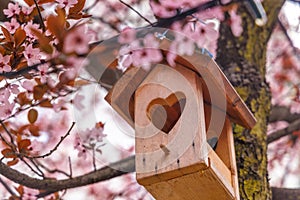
[{"xmin": 147, "ymin": 92, "xmax": 186, "ymax": 134}]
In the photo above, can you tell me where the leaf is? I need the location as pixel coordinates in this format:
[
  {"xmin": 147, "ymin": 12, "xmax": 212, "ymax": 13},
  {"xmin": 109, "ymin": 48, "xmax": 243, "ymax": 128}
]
[
  {"xmin": 33, "ymin": 84, "xmax": 48, "ymax": 100},
  {"xmin": 17, "ymin": 139, "xmax": 31, "ymax": 151},
  {"xmin": 28, "ymin": 109, "xmax": 38, "ymax": 124},
  {"xmin": 28, "ymin": 124, "xmax": 40, "ymax": 136},
  {"xmin": 30, "ymin": 28, "xmax": 53, "ymax": 54},
  {"xmin": 40, "ymin": 99, "xmax": 53, "ymax": 108},
  {"xmin": 17, "ymin": 92, "xmax": 32, "ymax": 106},
  {"xmin": 1, "ymin": 148, "xmax": 16, "ymax": 158},
  {"xmin": 14, "ymin": 28, "xmax": 26, "ymax": 48},
  {"xmin": 16, "ymin": 185, "xmax": 24, "ymax": 196},
  {"xmin": 38, "ymin": 0, "xmax": 55, "ymax": 4},
  {"xmin": 69, "ymin": 0, "xmax": 86, "ymax": 14},
  {"xmin": 24, "ymin": 0, "xmax": 34, "ymax": 6},
  {"xmin": 1, "ymin": 26, "xmax": 13, "ymax": 42},
  {"xmin": 47, "ymin": 9, "xmax": 66, "ymax": 40},
  {"xmin": 7, "ymin": 158, "xmax": 19, "ymax": 166}
]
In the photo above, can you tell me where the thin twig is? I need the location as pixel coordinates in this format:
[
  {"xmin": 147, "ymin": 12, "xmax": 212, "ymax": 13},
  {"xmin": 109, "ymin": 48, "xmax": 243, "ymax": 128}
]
[
  {"xmin": 35, "ymin": 160, "xmax": 71, "ymax": 178},
  {"xmin": 278, "ymin": 19, "xmax": 300, "ymax": 60},
  {"xmin": 0, "ymin": 121, "xmax": 16, "ymax": 150},
  {"xmin": 119, "ymin": 0, "xmax": 154, "ymax": 26},
  {"xmin": 0, "ymin": 177, "xmax": 17, "ymax": 197},
  {"xmin": 267, "ymin": 118, "xmax": 300, "ymax": 144},
  {"xmin": 33, "ymin": 0, "xmax": 46, "ymax": 32},
  {"xmin": 30, "ymin": 122, "xmax": 75, "ymax": 159},
  {"xmin": 68, "ymin": 156, "xmax": 72, "ymax": 178}
]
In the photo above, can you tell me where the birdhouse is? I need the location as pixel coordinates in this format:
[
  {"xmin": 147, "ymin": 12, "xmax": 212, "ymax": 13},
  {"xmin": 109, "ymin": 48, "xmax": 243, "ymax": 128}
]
[{"xmin": 98, "ymin": 29, "xmax": 256, "ymax": 200}]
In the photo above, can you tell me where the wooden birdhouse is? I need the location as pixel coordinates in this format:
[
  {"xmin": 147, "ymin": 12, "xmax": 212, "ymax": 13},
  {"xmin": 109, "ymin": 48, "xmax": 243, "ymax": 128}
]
[{"xmin": 99, "ymin": 30, "xmax": 256, "ymax": 200}]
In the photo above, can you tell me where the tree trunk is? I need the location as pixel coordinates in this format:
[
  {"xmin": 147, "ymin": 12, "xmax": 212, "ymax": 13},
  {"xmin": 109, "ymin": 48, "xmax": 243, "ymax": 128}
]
[{"xmin": 215, "ymin": 1, "xmax": 285, "ymax": 199}]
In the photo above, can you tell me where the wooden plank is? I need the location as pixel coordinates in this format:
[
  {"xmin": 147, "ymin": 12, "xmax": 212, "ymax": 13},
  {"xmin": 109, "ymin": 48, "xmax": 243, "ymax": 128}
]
[
  {"xmin": 135, "ymin": 64, "xmax": 208, "ymax": 185},
  {"xmin": 159, "ymin": 38, "xmax": 256, "ymax": 129},
  {"xmin": 105, "ymin": 67, "xmax": 149, "ymax": 127}
]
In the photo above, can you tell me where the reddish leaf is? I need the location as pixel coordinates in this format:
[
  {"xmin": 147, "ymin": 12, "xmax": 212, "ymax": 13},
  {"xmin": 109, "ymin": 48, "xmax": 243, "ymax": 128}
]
[
  {"xmin": 17, "ymin": 92, "xmax": 32, "ymax": 106},
  {"xmin": 38, "ymin": 0, "xmax": 55, "ymax": 4},
  {"xmin": 69, "ymin": 0, "xmax": 86, "ymax": 14},
  {"xmin": 33, "ymin": 84, "xmax": 48, "ymax": 100},
  {"xmin": 1, "ymin": 26, "xmax": 13, "ymax": 42},
  {"xmin": 7, "ymin": 158, "xmax": 19, "ymax": 166},
  {"xmin": 14, "ymin": 28, "xmax": 26, "ymax": 48},
  {"xmin": 28, "ymin": 109, "xmax": 38, "ymax": 124},
  {"xmin": 17, "ymin": 139, "xmax": 31, "ymax": 150},
  {"xmin": 40, "ymin": 99, "xmax": 53, "ymax": 108},
  {"xmin": 16, "ymin": 185, "xmax": 24, "ymax": 196},
  {"xmin": 24, "ymin": 0, "xmax": 34, "ymax": 6},
  {"xmin": 47, "ymin": 9, "xmax": 66, "ymax": 40},
  {"xmin": 29, "ymin": 124, "xmax": 40, "ymax": 136},
  {"xmin": 1, "ymin": 148, "xmax": 16, "ymax": 158},
  {"xmin": 30, "ymin": 28, "xmax": 53, "ymax": 54}
]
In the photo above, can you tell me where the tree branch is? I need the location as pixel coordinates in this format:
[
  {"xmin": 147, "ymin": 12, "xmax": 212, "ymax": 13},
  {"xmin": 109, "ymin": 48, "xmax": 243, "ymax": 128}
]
[
  {"xmin": 267, "ymin": 118, "xmax": 300, "ymax": 144},
  {"xmin": 0, "ymin": 155, "xmax": 135, "ymax": 197},
  {"xmin": 272, "ymin": 187, "xmax": 300, "ymax": 200},
  {"xmin": 269, "ymin": 105, "xmax": 300, "ymax": 123}
]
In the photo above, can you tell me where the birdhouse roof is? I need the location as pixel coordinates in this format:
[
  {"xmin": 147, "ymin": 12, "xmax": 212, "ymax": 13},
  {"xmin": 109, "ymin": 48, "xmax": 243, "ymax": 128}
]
[{"xmin": 86, "ymin": 27, "xmax": 256, "ymax": 129}]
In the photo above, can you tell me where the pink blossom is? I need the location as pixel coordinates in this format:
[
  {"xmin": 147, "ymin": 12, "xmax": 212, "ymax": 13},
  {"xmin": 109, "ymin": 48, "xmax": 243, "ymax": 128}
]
[
  {"xmin": 0, "ymin": 101, "xmax": 15, "ymax": 118},
  {"xmin": 73, "ymin": 94, "xmax": 85, "ymax": 110},
  {"xmin": 37, "ymin": 63, "xmax": 49, "ymax": 83},
  {"xmin": 192, "ymin": 22, "xmax": 219, "ymax": 47},
  {"xmin": 7, "ymin": 84, "xmax": 19, "ymax": 94},
  {"xmin": 229, "ymin": 10, "xmax": 243, "ymax": 37},
  {"xmin": 4, "ymin": 18, "xmax": 20, "ymax": 34},
  {"xmin": 118, "ymin": 27, "xmax": 136, "ymax": 44},
  {"xmin": 118, "ymin": 35, "xmax": 162, "ymax": 71},
  {"xmin": 64, "ymin": 25, "xmax": 92, "ymax": 54},
  {"xmin": 21, "ymin": 6, "xmax": 34, "ymax": 15},
  {"xmin": 22, "ymin": 80, "xmax": 36, "ymax": 92},
  {"xmin": 24, "ymin": 21, "xmax": 40, "ymax": 40},
  {"xmin": 63, "ymin": 56, "xmax": 88, "ymax": 79},
  {"xmin": 23, "ymin": 44, "xmax": 41, "ymax": 66},
  {"xmin": 0, "ymin": 54, "xmax": 11, "ymax": 73},
  {"xmin": 149, "ymin": 1, "xmax": 177, "ymax": 18},
  {"xmin": 117, "ymin": 40, "xmax": 141, "ymax": 71},
  {"xmin": 74, "ymin": 135, "xmax": 87, "ymax": 159},
  {"xmin": 0, "ymin": 89, "xmax": 10, "ymax": 104},
  {"xmin": 3, "ymin": 3, "xmax": 20, "ymax": 18},
  {"xmin": 53, "ymin": 99, "xmax": 67, "ymax": 112},
  {"xmin": 56, "ymin": 0, "xmax": 78, "ymax": 10}
]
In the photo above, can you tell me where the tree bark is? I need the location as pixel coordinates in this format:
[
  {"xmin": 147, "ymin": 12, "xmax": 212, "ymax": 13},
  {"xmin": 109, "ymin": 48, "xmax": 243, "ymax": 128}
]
[{"xmin": 216, "ymin": 0, "xmax": 285, "ymax": 199}]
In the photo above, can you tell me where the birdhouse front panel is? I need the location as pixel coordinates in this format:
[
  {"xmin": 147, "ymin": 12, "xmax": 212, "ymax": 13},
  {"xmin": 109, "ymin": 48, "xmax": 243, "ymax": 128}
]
[{"xmin": 134, "ymin": 64, "xmax": 236, "ymax": 199}]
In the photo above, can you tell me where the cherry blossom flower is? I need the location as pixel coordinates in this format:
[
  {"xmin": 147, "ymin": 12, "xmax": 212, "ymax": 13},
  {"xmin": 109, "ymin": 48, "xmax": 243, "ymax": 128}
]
[
  {"xmin": 23, "ymin": 44, "xmax": 41, "ymax": 66},
  {"xmin": 0, "ymin": 89, "xmax": 10, "ymax": 104},
  {"xmin": 118, "ymin": 27, "xmax": 136, "ymax": 44},
  {"xmin": 56, "ymin": 0, "xmax": 78, "ymax": 10},
  {"xmin": 7, "ymin": 84, "xmax": 19, "ymax": 94},
  {"xmin": 149, "ymin": 1, "xmax": 177, "ymax": 18},
  {"xmin": 64, "ymin": 25, "xmax": 92, "ymax": 54},
  {"xmin": 53, "ymin": 99, "xmax": 67, "ymax": 112},
  {"xmin": 24, "ymin": 21, "xmax": 40, "ymax": 40},
  {"xmin": 0, "ymin": 101, "xmax": 15, "ymax": 118},
  {"xmin": 22, "ymin": 80, "xmax": 36, "ymax": 92},
  {"xmin": 0, "ymin": 54, "xmax": 11, "ymax": 73},
  {"xmin": 74, "ymin": 135, "xmax": 87, "ymax": 159},
  {"xmin": 118, "ymin": 34, "xmax": 162, "ymax": 71},
  {"xmin": 37, "ymin": 63, "xmax": 49, "ymax": 83},
  {"xmin": 3, "ymin": 2, "xmax": 20, "ymax": 18},
  {"xmin": 21, "ymin": 5, "xmax": 34, "ymax": 15},
  {"xmin": 4, "ymin": 18, "xmax": 20, "ymax": 34},
  {"xmin": 229, "ymin": 10, "xmax": 243, "ymax": 37}
]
